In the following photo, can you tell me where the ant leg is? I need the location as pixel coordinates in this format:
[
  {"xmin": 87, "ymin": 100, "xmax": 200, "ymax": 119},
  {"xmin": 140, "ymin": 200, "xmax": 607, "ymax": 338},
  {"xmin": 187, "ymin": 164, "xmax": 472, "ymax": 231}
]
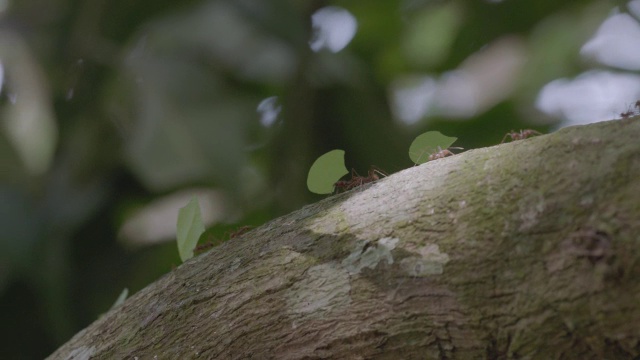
[
  {"xmin": 370, "ymin": 166, "xmax": 388, "ymax": 178},
  {"xmin": 501, "ymin": 132, "xmax": 514, "ymax": 144}
]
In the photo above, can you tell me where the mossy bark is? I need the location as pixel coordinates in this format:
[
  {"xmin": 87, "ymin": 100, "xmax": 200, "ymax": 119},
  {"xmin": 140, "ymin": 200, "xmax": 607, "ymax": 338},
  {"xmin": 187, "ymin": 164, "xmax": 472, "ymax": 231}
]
[{"xmin": 49, "ymin": 118, "xmax": 640, "ymax": 359}]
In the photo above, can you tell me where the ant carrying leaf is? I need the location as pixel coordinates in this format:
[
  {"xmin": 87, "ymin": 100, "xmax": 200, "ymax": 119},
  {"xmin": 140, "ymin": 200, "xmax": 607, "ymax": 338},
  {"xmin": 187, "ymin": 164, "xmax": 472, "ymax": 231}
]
[
  {"xmin": 307, "ymin": 150, "xmax": 350, "ymax": 194},
  {"xmin": 408, "ymin": 131, "xmax": 458, "ymax": 165},
  {"xmin": 333, "ymin": 167, "xmax": 387, "ymax": 193},
  {"xmin": 307, "ymin": 150, "xmax": 388, "ymax": 195}
]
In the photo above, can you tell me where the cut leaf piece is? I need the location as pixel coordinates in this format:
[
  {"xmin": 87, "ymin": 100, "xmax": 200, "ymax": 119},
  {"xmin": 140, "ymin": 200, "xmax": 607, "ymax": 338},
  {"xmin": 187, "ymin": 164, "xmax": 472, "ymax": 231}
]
[
  {"xmin": 176, "ymin": 197, "xmax": 205, "ymax": 262},
  {"xmin": 109, "ymin": 288, "xmax": 129, "ymax": 310},
  {"xmin": 307, "ymin": 149, "xmax": 349, "ymax": 194},
  {"xmin": 409, "ymin": 131, "xmax": 457, "ymax": 164}
]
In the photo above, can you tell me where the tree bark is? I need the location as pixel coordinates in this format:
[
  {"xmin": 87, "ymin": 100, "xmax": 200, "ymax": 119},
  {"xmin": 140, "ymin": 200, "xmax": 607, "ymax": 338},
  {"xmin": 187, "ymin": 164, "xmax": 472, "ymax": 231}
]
[{"xmin": 49, "ymin": 118, "xmax": 640, "ymax": 359}]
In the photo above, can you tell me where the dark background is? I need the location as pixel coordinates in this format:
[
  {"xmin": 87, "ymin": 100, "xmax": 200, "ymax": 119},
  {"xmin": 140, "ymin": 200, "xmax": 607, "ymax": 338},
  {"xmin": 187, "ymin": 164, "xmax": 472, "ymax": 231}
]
[{"xmin": 0, "ymin": 0, "xmax": 636, "ymax": 358}]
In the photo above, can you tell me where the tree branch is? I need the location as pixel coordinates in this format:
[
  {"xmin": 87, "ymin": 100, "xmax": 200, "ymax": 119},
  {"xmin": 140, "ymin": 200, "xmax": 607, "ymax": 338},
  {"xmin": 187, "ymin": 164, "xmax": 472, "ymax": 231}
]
[{"xmin": 49, "ymin": 118, "xmax": 640, "ymax": 359}]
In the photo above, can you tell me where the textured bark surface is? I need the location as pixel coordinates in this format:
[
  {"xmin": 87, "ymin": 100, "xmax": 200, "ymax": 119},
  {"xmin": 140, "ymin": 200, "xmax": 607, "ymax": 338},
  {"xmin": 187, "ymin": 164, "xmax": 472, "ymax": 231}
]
[{"xmin": 49, "ymin": 118, "xmax": 640, "ymax": 359}]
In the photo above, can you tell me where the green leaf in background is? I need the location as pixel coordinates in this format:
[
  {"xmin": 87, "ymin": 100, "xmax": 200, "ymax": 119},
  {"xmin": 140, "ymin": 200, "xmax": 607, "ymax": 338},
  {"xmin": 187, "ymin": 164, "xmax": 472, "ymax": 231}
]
[
  {"xmin": 402, "ymin": 3, "xmax": 462, "ymax": 68},
  {"xmin": 176, "ymin": 197, "xmax": 205, "ymax": 262},
  {"xmin": 307, "ymin": 149, "xmax": 349, "ymax": 194},
  {"xmin": 408, "ymin": 131, "xmax": 457, "ymax": 165}
]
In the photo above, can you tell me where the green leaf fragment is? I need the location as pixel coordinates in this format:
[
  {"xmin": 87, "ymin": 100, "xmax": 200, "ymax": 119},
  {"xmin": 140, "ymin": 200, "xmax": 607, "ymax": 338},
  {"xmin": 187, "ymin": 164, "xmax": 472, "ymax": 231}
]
[
  {"xmin": 176, "ymin": 196, "xmax": 206, "ymax": 262},
  {"xmin": 307, "ymin": 149, "xmax": 349, "ymax": 194},
  {"xmin": 109, "ymin": 288, "xmax": 129, "ymax": 310},
  {"xmin": 408, "ymin": 131, "xmax": 457, "ymax": 164}
]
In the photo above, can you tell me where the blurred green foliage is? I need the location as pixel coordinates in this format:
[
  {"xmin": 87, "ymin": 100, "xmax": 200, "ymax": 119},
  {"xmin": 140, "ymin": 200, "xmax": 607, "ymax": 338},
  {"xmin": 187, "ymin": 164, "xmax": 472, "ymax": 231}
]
[{"xmin": 0, "ymin": 0, "xmax": 621, "ymax": 357}]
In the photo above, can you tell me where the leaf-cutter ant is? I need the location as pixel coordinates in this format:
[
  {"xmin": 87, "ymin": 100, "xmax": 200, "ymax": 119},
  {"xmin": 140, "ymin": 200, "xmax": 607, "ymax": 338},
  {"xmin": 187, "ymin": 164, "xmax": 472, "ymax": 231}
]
[
  {"xmin": 620, "ymin": 110, "xmax": 635, "ymax": 119},
  {"xmin": 428, "ymin": 147, "xmax": 463, "ymax": 161},
  {"xmin": 227, "ymin": 225, "xmax": 253, "ymax": 239},
  {"xmin": 194, "ymin": 241, "xmax": 216, "ymax": 255},
  {"xmin": 501, "ymin": 129, "xmax": 542, "ymax": 143},
  {"xmin": 620, "ymin": 101, "xmax": 640, "ymax": 118},
  {"xmin": 334, "ymin": 167, "xmax": 387, "ymax": 193},
  {"xmin": 193, "ymin": 225, "xmax": 253, "ymax": 255}
]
